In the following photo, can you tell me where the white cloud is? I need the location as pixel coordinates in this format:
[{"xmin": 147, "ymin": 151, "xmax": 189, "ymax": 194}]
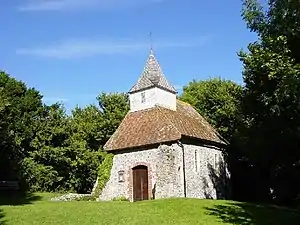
[
  {"xmin": 18, "ymin": 0, "xmax": 164, "ymax": 12},
  {"xmin": 16, "ymin": 36, "xmax": 210, "ymax": 59}
]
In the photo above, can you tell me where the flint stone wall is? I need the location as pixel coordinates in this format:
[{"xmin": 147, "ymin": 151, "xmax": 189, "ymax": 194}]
[
  {"xmin": 50, "ymin": 193, "xmax": 91, "ymax": 202},
  {"xmin": 99, "ymin": 142, "xmax": 227, "ymax": 201},
  {"xmin": 183, "ymin": 144, "xmax": 226, "ymax": 199}
]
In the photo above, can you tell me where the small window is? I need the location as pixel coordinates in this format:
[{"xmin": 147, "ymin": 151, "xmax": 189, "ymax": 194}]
[
  {"xmin": 141, "ymin": 92, "xmax": 146, "ymax": 103},
  {"xmin": 118, "ymin": 170, "xmax": 125, "ymax": 183},
  {"xmin": 214, "ymin": 154, "xmax": 218, "ymax": 169}
]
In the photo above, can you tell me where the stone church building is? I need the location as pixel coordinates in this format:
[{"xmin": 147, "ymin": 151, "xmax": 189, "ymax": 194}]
[{"xmin": 99, "ymin": 49, "xmax": 229, "ymax": 202}]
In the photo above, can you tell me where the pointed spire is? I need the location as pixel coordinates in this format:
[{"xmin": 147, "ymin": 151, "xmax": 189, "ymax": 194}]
[{"xmin": 128, "ymin": 49, "xmax": 177, "ymax": 94}]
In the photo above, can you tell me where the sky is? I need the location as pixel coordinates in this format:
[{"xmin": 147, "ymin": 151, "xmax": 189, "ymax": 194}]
[{"xmin": 1, "ymin": 0, "xmax": 257, "ymax": 110}]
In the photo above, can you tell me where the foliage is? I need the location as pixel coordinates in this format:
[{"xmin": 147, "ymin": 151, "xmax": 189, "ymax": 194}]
[
  {"xmin": 242, "ymin": 0, "xmax": 300, "ymax": 63},
  {"xmin": 21, "ymin": 157, "xmax": 61, "ymax": 192},
  {"xmin": 239, "ymin": 0, "xmax": 300, "ymax": 204},
  {"xmin": 20, "ymin": 103, "xmax": 102, "ymax": 193},
  {"xmin": 1, "ymin": 196, "xmax": 300, "ymax": 225},
  {"xmin": 70, "ymin": 105, "xmax": 104, "ymax": 151},
  {"xmin": 92, "ymin": 152, "xmax": 114, "ymax": 198},
  {"xmin": 112, "ymin": 196, "xmax": 129, "ymax": 202},
  {"xmin": 180, "ymin": 78, "xmax": 243, "ymax": 142},
  {"xmin": 97, "ymin": 92, "xmax": 129, "ymax": 148},
  {"xmin": 73, "ymin": 195, "xmax": 95, "ymax": 201},
  {"xmin": 0, "ymin": 71, "xmax": 44, "ymax": 187},
  {"xmin": 0, "ymin": 71, "xmax": 128, "ymax": 194}
]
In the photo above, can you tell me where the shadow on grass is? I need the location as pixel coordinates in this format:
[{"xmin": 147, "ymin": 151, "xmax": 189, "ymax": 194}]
[
  {"xmin": 206, "ymin": 202, "xmax": 300, "ymax": 225},
  {"xmin": 0, "ymin": 209, "xmax": 5, "ymax": 225},
  {"xmin": 0, "ymin": 191, "xmax": 42, "ymax": 206}
]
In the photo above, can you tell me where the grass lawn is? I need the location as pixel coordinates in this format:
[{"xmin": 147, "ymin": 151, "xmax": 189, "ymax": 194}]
[{"xmin": 0, "ymin": 192, "xmax": 299, "ymax": 225}]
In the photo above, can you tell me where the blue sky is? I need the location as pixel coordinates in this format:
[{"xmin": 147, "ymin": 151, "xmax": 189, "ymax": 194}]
[{"xmin": 1, "ymin": 0, "xmax": 257, "ymax": 110}]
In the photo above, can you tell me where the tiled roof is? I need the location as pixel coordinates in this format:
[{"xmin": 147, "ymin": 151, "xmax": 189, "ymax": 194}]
[
  {"xmin": 129, "ymin": 49, "xmax": 177, "ymax": 94},
  {"xmin": 104, "ymin": 100, "xmax": 226, "ymax": 151}
]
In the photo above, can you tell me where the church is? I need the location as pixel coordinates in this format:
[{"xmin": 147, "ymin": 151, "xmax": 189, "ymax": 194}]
[{"xmin": 99, "ymin": 49, "xmax": 229, "ymax": 202}]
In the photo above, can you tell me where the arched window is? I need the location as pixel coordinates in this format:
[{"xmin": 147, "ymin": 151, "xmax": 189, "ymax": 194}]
[{"xmin": 195, "ymin": 150, "xmax": 198, "ymax": 172}]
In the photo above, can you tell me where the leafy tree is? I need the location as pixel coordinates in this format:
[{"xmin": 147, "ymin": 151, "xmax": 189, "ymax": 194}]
[
  {"xmin": 26, "ymin": 104, "xmax": 72, "ymax": 191},
  {"xmin": 240, "ymin": 0, "xmax": 300, "ymax": 204},
  {"xmin": 68, "ymin": 105, "xmax": 106, "ymax": 192},
  {"xmin": 0, "ymin": 71, "xmax": 107, "ymax": 193},
  {"xmin": 27, "ymin": 103, "xmax": 103, "ymax": 193},
  {"xmin": 242, "ymin": 0, "xmax": 300, "ymax": 62},
  {"xmin": 0, "ymin": 71, "xmax": 44, "ymax": 185},
  {"xmin": 20, "ymin": 92, "xmax": 129, "ymax": 193},
  {"xmin": 97, "ymin": 92, "xmax": 129, "ymax": 147},
  {"xmin": 31, "ymin": 104, "xmax": 69, "ymax": 150},
  {"xmin": 180, "ymin": 78, "xmax": 242, "ymax": 142},
  {"xmin": 70, "ymin": 105, "xmax": 104, "ymax": 151},
  {"xmin": 0, "ymin": 91, "xmax": 14, "ymax": 180}
]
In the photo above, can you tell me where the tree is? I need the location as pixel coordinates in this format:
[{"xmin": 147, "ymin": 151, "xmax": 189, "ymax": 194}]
[
  {"xmin": 180, "ymin": 78, "xmax": 242, "ymax": 142},
  {"xmin": 0, "ymin": 91, "xmax": 14, "ymax": 180},
  {"xmin": 0, "ymin": 71, "xmax": 44, "ymax": 186},
  {"xmin": 21, "ymin": 92, "xmax": 129, "ymax": 193},
  {"xmin": 240, "ymin": 0, "xmax": 300, "ymax": 204},
  {"xmin": 97, "ymin": 92, "xmax": 129, "ymax": 147},
  {"xmin": 25, "ymin": 104, "xmax": 72, "ymax": 191},
  {"xmin": 26, "ymin": 103, "xmax": 105, "ymax": 193},
  {"xmin": 70, "ymin": 105, "xmax": 104, "ymax": 151},
  {"xmin": 242, "ymin": 0, "xmax": 300, "ymax": 62}
]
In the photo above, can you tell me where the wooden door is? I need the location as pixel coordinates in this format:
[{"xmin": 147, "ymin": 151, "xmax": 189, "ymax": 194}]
[{"xmin": 132, "ymin": 165, "xmax": 148, "ymax": 201}]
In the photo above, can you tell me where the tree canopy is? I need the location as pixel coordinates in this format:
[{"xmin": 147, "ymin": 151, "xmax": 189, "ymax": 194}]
[
  {"xmin": 180, "ymin": 78, "xmax": 242, "ymax": 142},
  {"xmin": 0, "ymin": 71, "xmax": 129, "ymax": 193},
  {"xmin": 238, "ymin": 0, "xmax": 300, "ymax": 204}
]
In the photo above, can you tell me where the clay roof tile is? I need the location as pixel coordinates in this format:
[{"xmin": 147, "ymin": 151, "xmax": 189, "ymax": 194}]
[{"xmin": 104, "ymin": 100, "xmax": 226, "ymax": 151}]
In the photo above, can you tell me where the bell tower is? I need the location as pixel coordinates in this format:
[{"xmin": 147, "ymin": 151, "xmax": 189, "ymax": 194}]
[{"xmin": 128, "ymin": 49, "xmax": 177, "ymax": 112}]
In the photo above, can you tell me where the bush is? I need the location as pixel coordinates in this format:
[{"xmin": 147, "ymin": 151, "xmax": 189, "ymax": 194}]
[
  {"xmin": 21, "ymin": 158, "xmax": 62, "ymax": 192},
  {"xmin": 112, "ymin": 196, "xmax": 129, "ymax": 202}
]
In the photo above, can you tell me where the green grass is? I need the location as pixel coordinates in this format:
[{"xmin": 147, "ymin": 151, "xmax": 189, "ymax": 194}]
[{"xmin": 0, "ymin": 193, "xmax": 299, "ymax": 225}]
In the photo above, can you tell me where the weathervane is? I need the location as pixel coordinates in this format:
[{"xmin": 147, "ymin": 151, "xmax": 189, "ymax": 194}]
[{"xmin": 149, "ymin": 32, "xmax": 153, "ymax": 52}]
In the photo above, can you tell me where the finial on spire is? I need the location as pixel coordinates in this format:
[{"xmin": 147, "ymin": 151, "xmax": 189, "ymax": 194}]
[{"xmin": 149, "ymin": 32, "xmax": 154, "ymax": 54}]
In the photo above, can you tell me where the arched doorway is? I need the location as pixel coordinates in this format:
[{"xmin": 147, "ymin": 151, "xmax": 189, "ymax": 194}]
[{"xmin": 132, "ymin": 165, "xmax": 148, "ymax": 201}]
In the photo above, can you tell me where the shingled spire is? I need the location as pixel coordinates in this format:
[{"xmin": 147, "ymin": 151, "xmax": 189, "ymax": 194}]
[{"xmin": 129, "ymin": 49, "xmax": 177, "ymax": 94}]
